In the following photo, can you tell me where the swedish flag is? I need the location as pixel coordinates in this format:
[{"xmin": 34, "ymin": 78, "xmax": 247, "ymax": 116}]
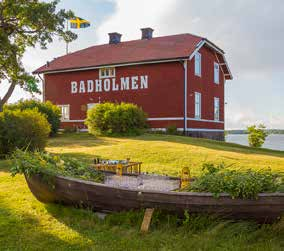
[{"xmin": 69, "ymin": 17, "xmax": 90, "ymax": 29}]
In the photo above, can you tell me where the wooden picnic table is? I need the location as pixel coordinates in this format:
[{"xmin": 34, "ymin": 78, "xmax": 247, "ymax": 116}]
[{"xmin": 92, "ymin": 161, "xmax": 142, "ymax": 175}]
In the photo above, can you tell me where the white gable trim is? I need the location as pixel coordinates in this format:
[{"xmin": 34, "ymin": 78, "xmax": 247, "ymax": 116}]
[
  {"xmin": 189, "ymin": 40, "xmax": 206, "ymax": 60},
  {"xmin": 189, "ymin": 39, "xmax": 233, "ymax": 80}
]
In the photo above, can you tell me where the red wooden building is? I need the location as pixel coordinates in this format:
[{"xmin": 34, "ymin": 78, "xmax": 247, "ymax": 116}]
[{"xmin": 34, "ymin": 28, "xmax": 233, "ymax": 140}]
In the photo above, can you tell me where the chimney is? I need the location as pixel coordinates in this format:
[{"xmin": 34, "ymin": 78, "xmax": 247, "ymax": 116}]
[
  {"xmin": 141, "ymin": 27, "xmax": 154, "ymax": 40},
  {"xmin": 108, "ymin": 32, "xmax": 122, "ymax": 44}
]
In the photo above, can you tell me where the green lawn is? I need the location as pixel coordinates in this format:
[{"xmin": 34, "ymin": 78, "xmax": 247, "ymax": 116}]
[{"xmin": 0, "ymin": 133, "xmax": 284, "ymax": 250}]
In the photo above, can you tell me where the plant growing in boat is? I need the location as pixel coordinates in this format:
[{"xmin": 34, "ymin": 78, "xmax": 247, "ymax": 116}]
[
  {"xmin": 186, "ymin": 162, "xmax": 283, "ymax": 199},
  {"xmin": 11, "ymin": 149, "xmax": 105, "ymax": 183}
]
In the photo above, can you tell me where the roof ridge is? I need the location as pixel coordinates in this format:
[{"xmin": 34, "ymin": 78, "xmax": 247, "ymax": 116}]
[
  {"xmin": 53, "ymin": 32, "xmax": 204, "ymax": 61},
  {"xmin": 34, "ymin": 32, "xmax": 231, "ymax": 75}
]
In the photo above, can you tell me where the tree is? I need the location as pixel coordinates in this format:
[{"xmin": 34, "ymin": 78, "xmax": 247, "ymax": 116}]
[
  {"xmin": 247, "ymin": 124, "xmax": 268, "ymax": 148},
  {"xmin": 0, "ymin": 0, "xmax": 77, "ymax": 112}
]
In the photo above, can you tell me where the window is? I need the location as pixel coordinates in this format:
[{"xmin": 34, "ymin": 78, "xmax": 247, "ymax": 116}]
[
  {"xmin": 99, "ymin": 67, "xmax": 115, "ymax": 79},
  {"xmin": 214, "ymin": 97, "xmax": 220, "ymax": 121},
  {"xmin": 214, "ymin": 62, "xmax": 219, "ymax": 84},
  {"xmin": 195, "ymin": 52, "xmax": 201, "ymax": 77},
  {"xmin": 58, "ymin": 105, "xmax": 70, "ymax": 121},
  {"xmin": 195, "ymin": 92, "xmax": 201, "ymax": 119},
  {"xmin": 87, "ymin": 103, "xmax": 98, "ymax": 110}
]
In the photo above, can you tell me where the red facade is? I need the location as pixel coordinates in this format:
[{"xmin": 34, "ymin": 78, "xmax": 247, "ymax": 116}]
[
  {"xmin": 37, "ymin": 32, "xmax": 232, "ymax": 140},
  {"xmin": 44, "ymin": 46, "xmax": 225, "ymax": 132}
]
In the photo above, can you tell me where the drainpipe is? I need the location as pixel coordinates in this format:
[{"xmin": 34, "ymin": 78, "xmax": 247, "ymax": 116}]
[{"xmin": 183, "ymin": 60, "xmax": 188, "ymax": 134}]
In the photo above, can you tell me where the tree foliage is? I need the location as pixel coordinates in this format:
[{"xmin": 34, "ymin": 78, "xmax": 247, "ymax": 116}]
[
  {"xmin": 247, "ymin": 124, "xmax": 268, "ymax": 148},
  {"xmin": 0, "ymin": 0, "xmax": 77, "ymax": 110}
]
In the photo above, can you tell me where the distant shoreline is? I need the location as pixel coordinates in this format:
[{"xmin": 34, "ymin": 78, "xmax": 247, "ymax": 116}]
[{"xmin": 226, "ymin": 129, "xmax": 284, "ymax": 135}]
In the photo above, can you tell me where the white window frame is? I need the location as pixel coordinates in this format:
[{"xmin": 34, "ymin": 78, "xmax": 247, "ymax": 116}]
[
  {"xmin": 194, "ymin": 92, "xmax": 201, "ymax": 119},
  {"xmin": 214, "ymin": 97, "xmax": 220, "ymax": 121},
  {"xmin": 58, "ymin": 105, "xmax": 70, "ymax": 121},
  {"xmin": 214, "ymin": 62, "xmax": 219, "ymax": 84},
  {"xmin": 87, "ymin": 103, "xmax": 98, "ymax": 110},
  {"xmin": 194, "ymin": 52, "xmax": 201, "ymax": 77},
  {"xmin": 99, "ymin": 67, "xmax": 115, "ymax": 79}
]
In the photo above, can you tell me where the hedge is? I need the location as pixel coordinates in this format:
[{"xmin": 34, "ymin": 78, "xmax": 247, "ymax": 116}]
[
  {"xmin": 0, "ymin": 109, "xmax": 51, "ymax": 156},
  {"xmin": 5, "ymin": 99, "xmax": 61, "ymax": 136},
  {"xmin": 85, "ymin": 102, "xmax": 147, "ymax": 135}
]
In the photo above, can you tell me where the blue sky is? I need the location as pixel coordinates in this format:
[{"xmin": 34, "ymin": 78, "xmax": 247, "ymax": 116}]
[{"xmin": 2, "ymin": 0, "xmax": 284, "ymax": 129}]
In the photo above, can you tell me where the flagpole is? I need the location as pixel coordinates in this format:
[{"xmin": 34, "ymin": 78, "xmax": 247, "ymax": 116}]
[{"xmin": 66, "ymin": 19, "xmax": 69, "ymax": 54}]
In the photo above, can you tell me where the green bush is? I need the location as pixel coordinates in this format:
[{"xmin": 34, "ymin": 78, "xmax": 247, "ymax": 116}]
[
  {"xmin": 5, "ymin": 99, "xmax": 61, "ymax": 136},
  {"xmin": 0, "ymin": 109, "xmax": 51, "ymax": 156},
  {"xmin": 186, "ymin": 162, "xmax": 282, "ymax": 199},
  {"xmin": 85, "ymin": 102, "xmax": 147, "ymax": 136},
  {"xmin": 247, "ymin": 124, "xmax": 268, "ymax": 148}
]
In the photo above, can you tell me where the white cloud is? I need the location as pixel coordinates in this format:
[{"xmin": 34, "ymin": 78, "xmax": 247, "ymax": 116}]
[
  {"xmin": 2, "ymin": 0, "xmax": 284, "ymax": 129},
  {"xmin": 96, "ymin": 0, "xmax": 175, "ymax": 43},
  {"xmin": 226, "ymin": 107, "xmax": 284, "ymax": 130}
]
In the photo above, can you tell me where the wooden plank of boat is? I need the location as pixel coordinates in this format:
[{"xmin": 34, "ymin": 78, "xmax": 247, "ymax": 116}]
[{"xmin": 25, "ymin": 173, "xmax": 284, "ymax": 223}]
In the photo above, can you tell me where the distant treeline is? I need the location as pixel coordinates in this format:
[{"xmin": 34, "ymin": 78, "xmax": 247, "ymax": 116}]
[{"xmin": 226, "ymin": 129, "xmax": 284, "ymax": 135}]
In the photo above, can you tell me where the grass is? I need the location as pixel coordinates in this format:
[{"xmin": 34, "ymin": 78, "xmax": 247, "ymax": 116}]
[
  {"xmin": 0, "ymin": 132, "xmax": 284, "ymax": 250},
  {"xmin": 47, "ymin": 133, "xmax": 284, "ymax": 176}
]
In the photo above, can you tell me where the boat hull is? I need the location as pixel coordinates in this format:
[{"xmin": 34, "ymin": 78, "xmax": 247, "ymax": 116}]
[{"xmin": 25, "ymin": 174, "xmax": 284, "ymax": 223}]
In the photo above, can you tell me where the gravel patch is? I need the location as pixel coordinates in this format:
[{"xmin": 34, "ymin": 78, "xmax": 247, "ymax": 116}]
[{"xmin": 104, "ymin": 173, "xmax": 180, "ymax": 192}]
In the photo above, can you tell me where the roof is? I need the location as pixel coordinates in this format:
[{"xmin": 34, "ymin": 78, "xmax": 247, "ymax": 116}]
[{"xmin": 33, "ymin": 33, "xmax": 232, "ymax": 79}]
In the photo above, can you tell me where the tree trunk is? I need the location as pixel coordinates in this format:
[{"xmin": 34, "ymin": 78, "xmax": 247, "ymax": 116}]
[
  {"xmin": 0, "ymin": 100, "xmax": 3, "ymax": 112},
  {"xmin": 0, "ymin": 81, "xmax": 16, "ymax": 111}
]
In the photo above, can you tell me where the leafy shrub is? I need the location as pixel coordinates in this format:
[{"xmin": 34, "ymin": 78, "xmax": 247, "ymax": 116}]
[
  {"xmin": 247, "ymin": 124, "xmax": 268, "ymax": 148},
  {"xmin": 0, "ymin": 109, "xmax": 51, "ymax": 156},
  {"xmin": 11, "ymin": 149, "xmax": 105, "ymax": 183},
  {"xmin": 186, "ymin": 162, "xmax": 282, "ymax": 199},
  {"xmin": 5, "ymin": 99, "xmax": 61, "ymax": 136},
  {"xmin": 166, "ymin": 125, "xmax": 178, "ymax": 135},
  {"xmin": 85, "ymin": 102, "xmax": 147, "ymax": 136}
]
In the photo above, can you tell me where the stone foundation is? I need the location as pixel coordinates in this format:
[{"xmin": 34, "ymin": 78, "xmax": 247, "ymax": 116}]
[
  {"xmin": 148, "ymin": 128, "xmax": 225, "ymax": 141},
  {"xmin": 185, "ymin": 130, "xmax": 225, "ymax": 141}
]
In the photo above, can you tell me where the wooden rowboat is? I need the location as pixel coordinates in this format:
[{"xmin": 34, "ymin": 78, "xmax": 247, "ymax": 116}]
[{"xmin": 25, "ymin": 173, "xmax": 284, "ymax": 223}]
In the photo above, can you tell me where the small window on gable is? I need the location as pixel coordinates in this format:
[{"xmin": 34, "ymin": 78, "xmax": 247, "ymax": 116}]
[
  {"xmin": 195, "ymin": 92, "xmax": 201, "ymax": 119},
  {"xmin": 58, "ymin": 105, "xmax": 70, "ymax": 121},
  {"xmin": 214, "ymin": 97, "xmax": 220, "ymax": 121},
  {"xmin": 195, "ymin": 52, "xmax": 201, "ymax": 77},
  {"xmin": 214, "ymin": 62, "xmax": 219, "ymax": 84},
  {"xmin": 99, "ymin": 67, "xmax": 115, "ymax": 79}
]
